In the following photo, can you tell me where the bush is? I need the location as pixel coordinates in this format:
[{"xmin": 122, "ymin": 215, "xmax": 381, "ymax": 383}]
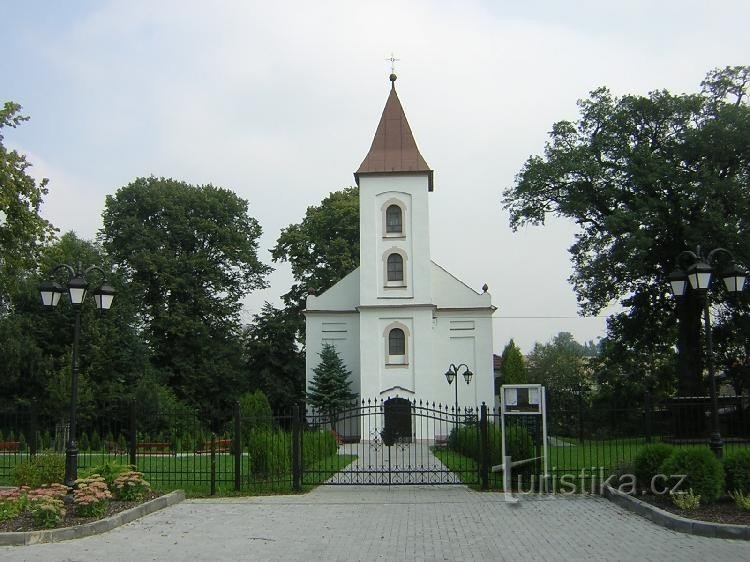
[
  {"xmin": 660, "ymin": 448, "xmax": 724, "ymax": 505},
  {"xmin": 82, "ymin": 460, "xmax": 133, "ymax": 488},
  {"xmin": 302, "ymin": 429, "xmax": 338, "ymax": 468},
  {"xmin": 249, "ymin": 430, "xmax": 291, "ymax": 476},
  {"xmin": 671, "ymin": 488, "xmax": 701, "ymax": 511},
  {"xmin": 90, "ymin": 430, "xmax": 102, "ymax": 452},
  {"xmin": 448, "ymin": 423, "xmax": 534, "ymax": 469},
  {"xmin": 79, "ymin": 432, "xmax": 90, "ymax": 451},
  {"xmin": 240, "ymin": 391, "xmax": 273, "ymax": 445},
  {"xmin": 113, "ymin": 470, "xmax": 151, "ymax": 501},
  {"xmin": 723, "ymin": 449, "xmax": 750, "ymax": 495},
  {"xmin": 633, "ymin": 443, "xmax": 674, "ymax": 489},
  {"xmin": 13, "ymin": 452, "xmax": 65, "ymax": 488},
  {"xmin": 73, "ymin": 475, "xmax": 112, "ymax": 518}
]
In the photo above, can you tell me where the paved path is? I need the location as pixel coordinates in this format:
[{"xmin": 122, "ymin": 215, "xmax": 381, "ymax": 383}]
[
  {"xmin": 330, "ymin": 441, "xmax": 461, "ymax": 484},
  {"xmin": 1, "ymin": 486, "xmax": 748, "ymax": 561}
]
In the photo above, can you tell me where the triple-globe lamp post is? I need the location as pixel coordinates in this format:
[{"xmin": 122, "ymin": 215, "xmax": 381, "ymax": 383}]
[
  {"xmin": 667, "ymin": 246, "xmax": 747, "ymax": 458},
  {"xmin": 40, "ymin": 263, "xmax": 116, "ymax": 487}
]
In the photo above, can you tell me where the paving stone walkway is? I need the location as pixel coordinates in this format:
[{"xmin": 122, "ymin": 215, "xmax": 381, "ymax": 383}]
[{"xmin": 1, "ymin": 486, "xmax": 748, "ymax": 561}]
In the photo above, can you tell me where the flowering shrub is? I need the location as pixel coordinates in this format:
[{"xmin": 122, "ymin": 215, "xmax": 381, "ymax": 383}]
[
  {"xmin": 27, "ymin": 484, "xmax": 68, "ymax": 528},
  {"xmin": 113, "ymin": 470, "xmax": 151, "ymax": 501},
  {"xmin": 0, "ymin": 487, "xmax": 29, "ymax": 522},
  {"xmin": 73, "ymin": 475, "xmax": 112, "ymax": 518}
]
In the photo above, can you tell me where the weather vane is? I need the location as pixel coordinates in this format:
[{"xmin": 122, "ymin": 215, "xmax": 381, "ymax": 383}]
[{"xmin": 386, "ymin": 53, "xmax": 400, "ymax": 75}]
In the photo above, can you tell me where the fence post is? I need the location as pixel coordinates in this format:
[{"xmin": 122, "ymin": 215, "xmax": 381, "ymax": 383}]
[
  {"xmin": 292, "ymin": 404, "xmax": 302, "ymax": 491},
  {"xmin": 234, "ymin": 401, "xmax": 241, "ymax": 492},
  {"xmin": 644, "ymin": 391, "xmax": 653, "ymax": 443},
  {"xmin": 210, "ymin": 433, "xmax": 217, "ymax": 496},
  {"xmin": 30, "ymin": 399, "xmax": 38, "ymax": 456},
  {"xmin": 129, "ymin": 399, "xmax": 137, "ymax": 466},
  {"xmin": 480, "ymin": 403, "xmax": 489, "ymax": 490}
]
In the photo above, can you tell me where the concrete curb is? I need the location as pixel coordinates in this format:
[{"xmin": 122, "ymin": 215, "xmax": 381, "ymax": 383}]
[
  {"xmin": 603, "ymin": 484, "xmax": 750, "ymax": 540},
  {"xmin": 0, "ymin": 490, "xmax": 185, "ymax": 546}
]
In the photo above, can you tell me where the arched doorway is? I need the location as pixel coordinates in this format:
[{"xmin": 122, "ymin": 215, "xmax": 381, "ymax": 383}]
[{"xmin": 383, "ymin": 398, "xmax": 412, "ymax": 444}]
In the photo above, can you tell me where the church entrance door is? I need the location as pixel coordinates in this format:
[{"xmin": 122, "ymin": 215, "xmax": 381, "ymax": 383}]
[{"xmin": 383, "ymin": 398, "xmax": 412, "ymax": 444}]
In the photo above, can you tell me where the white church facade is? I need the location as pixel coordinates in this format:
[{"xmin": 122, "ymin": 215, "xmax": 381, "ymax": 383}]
[{"xmin": 305, "ymin": 75, "xmax": 495, "ymax": 438}]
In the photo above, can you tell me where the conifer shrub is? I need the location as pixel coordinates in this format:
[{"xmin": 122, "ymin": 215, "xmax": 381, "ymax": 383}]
[
  {"xmin": 79, "ymin": 431, "xmax": 90, "ymax": 451},
  {"xmin": 633, "ymin": 443, "xmax": 674, "ymax": 489},
  {"xmin": 249, "ymin": 430, "xmax": 291, "ymax": 476},
  {"xmin": 723, "ymin": 449, "xmax": 750, "ymax": 495},
  {"xmin": 660, "ymin": 448, "xmax": 724, "ymax": 505},
  {"xmin": 90, "ymin": 430, "xmax": 102, "ymax": 452},
  {"xmin": 448, "ymin": 424, "xmax": 533, "ymax": 467}
]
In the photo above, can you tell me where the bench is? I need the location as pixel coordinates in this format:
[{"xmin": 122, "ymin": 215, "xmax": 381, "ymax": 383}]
[
  {"xmin": 0, "ymin": 441, "xmax": 21, "ymax": 453},
  {"xmin": 434, "ymin": 434, "xmax": 449, "ymax": 448},
  {"xmin": 195, "ymin": 438, "xmax": 232, "ymax": 454}
]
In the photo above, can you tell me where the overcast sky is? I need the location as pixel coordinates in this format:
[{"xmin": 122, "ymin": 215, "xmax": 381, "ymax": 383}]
[{"xmin": 3, "ymin": 0, "xmax": 748, "ymax": 353}]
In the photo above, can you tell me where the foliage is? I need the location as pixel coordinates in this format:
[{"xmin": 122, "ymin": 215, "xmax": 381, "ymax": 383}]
[
  {"xmin": 0, "ymin": 488, "xmax": 27, "ymax": 522},
  {"xmin": 0, "ymin": 101, "xmax": 57, "ymax": 311},
  {"xmin": 307, "ymin": 343, "xmax": 356, "ymax": 426},
  {"xmin": 633, "ymin": 443, "xmax": 674, "ymax": 488},
  {"xmin": 243, "ymin": 303, "xmax": 304, "ymax": 411},
  {"xmin": 499, "ymin": 339, "xmax": 527, "ymax": 385},
  {"xmin": 660, "ymin": 448, "xmax": 725, "ymax": 505},
  {"xmin": 26, "ymin": 484, "xmax": 68, "ymax": 528},
  {"xmin": 100, "ymin": 176, "xmax": 271, "ymax": 426},
  {"xmin": 13, "ymin": 452, "xmax": 65, "ymax": 488},
  {"xmin": 730, "ymin": 489, "xmax": 750, "ymax": 511},
  {"xmin": 248, "ymin": 430, "xmax": 291, "ymax": 476},
  {"xmin": 271, "ymin": 186, "xmax": 359, "ymax": 339},
  {"xmin": 302, "ymin": 430, "xmax": 338, "ymax": 467},
  {"xmin": 526, "ymin": 332, "xmax": 592, "ymax": 415},
  {"xmin": 82, "ymin": 459, "xmax": 133, "ymax": 488},
  {"xmin": 503, "ymin": 66, "xmax": 750, "ymax": 396},
  {"xmin": 671, "ymin": 488, "xmax": 701, "ymax": 511},
  {"xmin": 723, "ymin": 449, "xmax": 750, "ymax": 495},
  {"xmin": 113, "ymin": 470, "xmax": 151, "ymax": 501},
  {"xmin": 239, "ymin": 390, "xmax": 273, "ymax": 440},
  {"xmin": 73, "ymin": 474, "xmax": 112, "ymax": 518},
  {"xmin": 448, "ymin": 423, "xmax": 534, "ymax": 469}
]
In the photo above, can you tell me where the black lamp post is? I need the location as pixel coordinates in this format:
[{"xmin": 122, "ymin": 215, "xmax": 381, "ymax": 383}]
[
  {"xmin": 668, "ymin": 246, "xmax": 747, "ymax": 458},
  {"xmin": 444, "ymin": 363, "xmax": 473, "ymax": 423},
  {"xmin": 40, "ymin": 263, "xmax": 115, "ymax": 487}
]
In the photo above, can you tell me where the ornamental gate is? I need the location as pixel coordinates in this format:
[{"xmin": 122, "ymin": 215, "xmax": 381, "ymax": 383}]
[{"xmin": 301, "ymin": 399, "xmax": 487, "ymax": 486}]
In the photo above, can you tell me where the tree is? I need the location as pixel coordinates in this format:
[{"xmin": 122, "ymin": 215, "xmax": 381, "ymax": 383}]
[
  {"xmin": 0, "ymin": 102, "xmax": 57, "ymax": 310},
  {"xmin": 307, "ymin": 343, "xmax": 356, "ymax": 428},
  {"xmin": 243, "ymin": 303, "xmax": 304, "ymax": 411},
  {"xmin": 271, "ymin": 187, "xmax": 359, "ymax": 339},
  {"xmin": 100, "ymin": 177, "xmax": 272, "ymax": 425},
  {"xmin": 500, "ymin": 339, "xmax": 527, "ymax": 385},
  {"xmin": 503, "ymin": 66, "xmax": 750, "ymax": 396}
]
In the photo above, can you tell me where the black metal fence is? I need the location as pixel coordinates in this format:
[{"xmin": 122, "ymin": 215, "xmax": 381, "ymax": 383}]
[{"xmin": 1, "ymin": 394, "xmax": 748, "ymax": 494}]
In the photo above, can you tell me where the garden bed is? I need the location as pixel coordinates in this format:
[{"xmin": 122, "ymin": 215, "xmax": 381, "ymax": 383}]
[{"xmin": 637, "ymin": 492, "xmax": 750, "ymax": 527}]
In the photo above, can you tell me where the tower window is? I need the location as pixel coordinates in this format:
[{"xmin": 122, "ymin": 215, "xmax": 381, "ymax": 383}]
[
  {"xmin": 388, "ymin": 328, "xmax": 405, "ymax": 355},
  {"xmin": 387, "ymin": 253, "xmax": 404, "ymax": 282},
  {"xmin": 386, "ymin": 205, "xmax": 402, "ymax": 234}
]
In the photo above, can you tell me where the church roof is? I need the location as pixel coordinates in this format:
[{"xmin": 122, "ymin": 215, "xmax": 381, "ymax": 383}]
[{"xmin": 354, "ymin": 76, "xmax": 434, "ymax": 191}]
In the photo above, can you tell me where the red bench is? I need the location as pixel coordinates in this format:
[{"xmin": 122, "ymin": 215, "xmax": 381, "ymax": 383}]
[
  {"xmin": 0, "ymin": 441, "xmax": 21, "ymax": 453},
  {"xmin": 195, "ymin": 438, "xmax": 232, "ymax": 454}
]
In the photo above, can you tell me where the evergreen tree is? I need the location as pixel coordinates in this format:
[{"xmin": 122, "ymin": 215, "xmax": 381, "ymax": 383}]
[
  {"xmin": 307, "ymin": 343, "xmax": 356, "ymax": 428},
  {"xmin": 500, "ymin": 339, "xmax": 527, "ymax": 385}
]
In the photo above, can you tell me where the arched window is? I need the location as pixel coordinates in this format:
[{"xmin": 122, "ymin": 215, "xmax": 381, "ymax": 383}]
[
  {"xmin": 388, "ymin": 328, "xmax": 405, "ymax": 356},
  {"xmin": 387, "ymin": 253, "xmax": 403, "ymax": 282},
  {"xmin": 386, "ymin": 204, "xmax": 402, "ymax": 234}
]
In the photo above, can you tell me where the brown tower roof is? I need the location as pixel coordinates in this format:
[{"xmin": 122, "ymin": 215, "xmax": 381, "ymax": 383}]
[{"xmin": 354, "ymin": 78, "xmax": 434, "ymax": 191}]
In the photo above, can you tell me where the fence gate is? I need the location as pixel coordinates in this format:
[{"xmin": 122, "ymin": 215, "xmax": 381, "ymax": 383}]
[{"xmin": 302, "ymin": 399, "xmax": 483, "ymax": 486}]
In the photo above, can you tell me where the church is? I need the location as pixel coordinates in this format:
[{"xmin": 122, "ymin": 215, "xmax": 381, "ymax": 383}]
[{"xmin": 304, "ymin": 74, "xmax": 495, "ymax": 437}]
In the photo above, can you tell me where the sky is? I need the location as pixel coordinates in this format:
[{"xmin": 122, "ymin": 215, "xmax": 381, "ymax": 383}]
[{"xmin": 3, "ymin": 0, "xmax": 749, "ymax": 353}]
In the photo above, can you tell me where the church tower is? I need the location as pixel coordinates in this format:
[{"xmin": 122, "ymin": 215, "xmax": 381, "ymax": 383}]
[{"xmin": 305, "ymin": 73, "xmax": 495, "ymax": 438}]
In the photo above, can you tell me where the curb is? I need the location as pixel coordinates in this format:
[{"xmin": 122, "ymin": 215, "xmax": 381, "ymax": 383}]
[
  {"xmin": 0, "ymin": 490, "xmax": 186, "ymax": 546},
  {"xmin": 603, "ymin": 485, "xmax": 750, "ymax": 540}
]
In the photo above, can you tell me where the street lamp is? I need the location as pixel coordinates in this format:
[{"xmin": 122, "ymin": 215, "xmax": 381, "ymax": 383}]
[
  {"xmin": 40, "ymin": 263, "xmax": 116, "ymax": 487},
  {"xmin": 444, "ymin": 363, "xmax": 473, "ymax": 423},
  {"xmin": 667, "ymin": 246, "xmax": 747, "ymax": 458}
]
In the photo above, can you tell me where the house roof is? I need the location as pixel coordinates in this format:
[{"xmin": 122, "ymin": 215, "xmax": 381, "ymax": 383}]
[{"xmin": 354, "ymin": 75, "xmax": 434, "ymax": 191}]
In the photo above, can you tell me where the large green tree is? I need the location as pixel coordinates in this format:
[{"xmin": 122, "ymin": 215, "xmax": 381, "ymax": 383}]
[
  {"xmin": 0, "ymin": 102, "xmax": 57, "ymax": 310},
  {"xmin": 271, "ymin": 187, "xmax": 359, "ymax": 340},
  {"xmin": 503, "ymin": 66, "xmax": 750, "ymax": 396},
  {"xmin": 100, "ymin": 177, "xmax": 271, "ymax": 424},
  {"xmin": 243, "ymin": 303, "xmax": 305, "ymax": 411}
]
